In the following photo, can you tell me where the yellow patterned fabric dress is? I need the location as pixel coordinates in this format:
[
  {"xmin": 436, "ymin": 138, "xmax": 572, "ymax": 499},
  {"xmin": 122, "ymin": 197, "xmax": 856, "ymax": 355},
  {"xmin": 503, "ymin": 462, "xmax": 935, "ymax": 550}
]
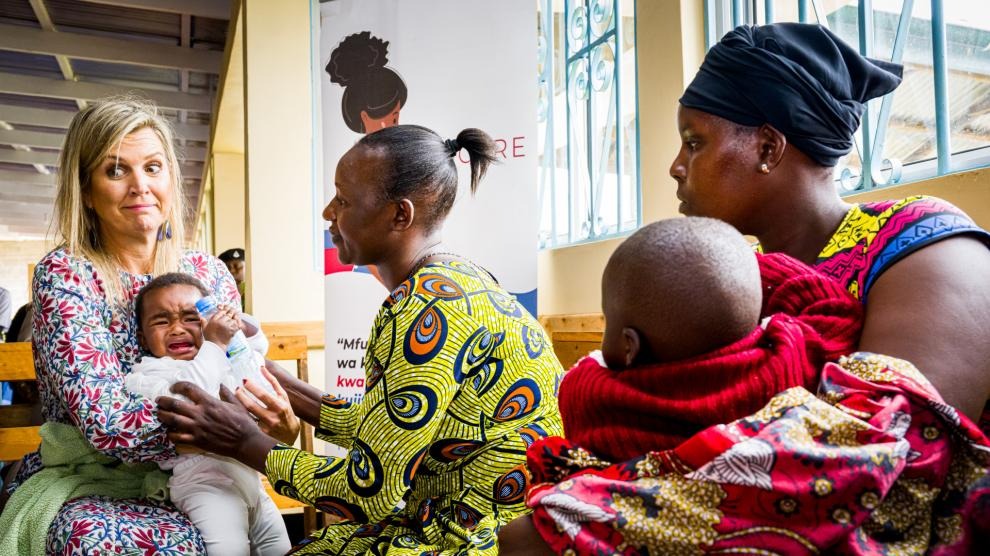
[{"xmin": 266, "ymin": 260, "xmax": 564, "ymax": 554}]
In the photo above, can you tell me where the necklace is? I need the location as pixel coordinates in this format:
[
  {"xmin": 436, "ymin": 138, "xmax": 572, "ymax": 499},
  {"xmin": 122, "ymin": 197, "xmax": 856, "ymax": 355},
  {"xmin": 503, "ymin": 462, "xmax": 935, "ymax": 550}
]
[
  {"xmin": 409, "ymin": 251, "xmax": 460, "ymax": 277},
  {"xmin": 408, "ymin": 250, "xmax": 461, "ymax": 279}
]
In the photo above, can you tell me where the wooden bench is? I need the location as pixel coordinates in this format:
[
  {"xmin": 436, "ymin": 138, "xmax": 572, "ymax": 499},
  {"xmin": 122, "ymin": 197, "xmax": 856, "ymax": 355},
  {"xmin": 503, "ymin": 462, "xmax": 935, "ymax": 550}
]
[
  {"xmin": 539, "ymin": 313, "xmax": 605, "ymax": 369},
  {"xmin": 0, "ymin": 342, "xmax": 41, "ymax": 462}
]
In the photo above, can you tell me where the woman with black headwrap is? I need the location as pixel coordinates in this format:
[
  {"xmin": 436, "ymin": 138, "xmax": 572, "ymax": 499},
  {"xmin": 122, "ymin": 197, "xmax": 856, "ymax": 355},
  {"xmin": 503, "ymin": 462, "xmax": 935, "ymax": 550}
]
[
  {"xmin": 672, "ymin": 23, "xmax": 990, "ymax": 424},
  {"xmin": 501, "ymin": 23, "xmax": 990, "ymax": 555}
]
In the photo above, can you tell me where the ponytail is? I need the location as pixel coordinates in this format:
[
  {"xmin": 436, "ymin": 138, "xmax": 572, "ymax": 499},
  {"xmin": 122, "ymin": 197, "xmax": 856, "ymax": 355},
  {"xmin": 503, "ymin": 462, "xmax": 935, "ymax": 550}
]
[
  {"xmin": 450, "ymin": 128, "xmax": 498, "ymax": 194},
  {"xmin": 358, "ymin": 124, "xmax": 499, "ymax": 230}
]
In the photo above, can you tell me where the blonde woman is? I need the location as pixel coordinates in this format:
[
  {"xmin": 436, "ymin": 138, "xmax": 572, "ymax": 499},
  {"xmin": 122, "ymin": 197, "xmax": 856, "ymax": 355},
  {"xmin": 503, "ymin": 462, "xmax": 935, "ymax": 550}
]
[{"xmin": 1, "ymin": 99, "xmax": 246, "ymax": 553}]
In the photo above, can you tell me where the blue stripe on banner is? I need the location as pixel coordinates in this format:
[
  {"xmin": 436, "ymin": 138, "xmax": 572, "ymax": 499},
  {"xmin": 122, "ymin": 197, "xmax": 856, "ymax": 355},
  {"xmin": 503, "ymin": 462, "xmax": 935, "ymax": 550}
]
[
  {"xmin": 324, "ymin": 229, "xmax": 334, "ymax": 249},
  {"xmin": 512, "ymin": 288, "xmax": 537, "ymax": 318},
  {"xmin": 353, "ymin": 266, "xmax": 374, "ymax": 275}
]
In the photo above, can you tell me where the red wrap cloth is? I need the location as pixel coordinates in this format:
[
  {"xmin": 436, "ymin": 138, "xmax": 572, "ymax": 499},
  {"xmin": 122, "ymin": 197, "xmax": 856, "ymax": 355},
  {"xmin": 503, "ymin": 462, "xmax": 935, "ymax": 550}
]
[{"xmin": 559, "ymin": 252, "xmax": 863, "ymax": 462}]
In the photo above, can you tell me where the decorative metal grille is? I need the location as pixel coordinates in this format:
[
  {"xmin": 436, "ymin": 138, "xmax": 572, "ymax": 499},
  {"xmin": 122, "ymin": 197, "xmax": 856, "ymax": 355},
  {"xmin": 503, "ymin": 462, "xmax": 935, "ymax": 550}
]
[{"xmin": 538, "ymin": 0, "xmax": 640, "ymax": 248}]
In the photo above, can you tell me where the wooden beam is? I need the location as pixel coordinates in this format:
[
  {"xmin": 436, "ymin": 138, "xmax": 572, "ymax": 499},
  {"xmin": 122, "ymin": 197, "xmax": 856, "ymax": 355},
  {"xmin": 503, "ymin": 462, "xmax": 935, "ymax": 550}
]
[
  {"xmin": 0, "ymin": 211, "xmax": 51, "ymax": 222},
  {"xmin": 0, "ymin": 191, "xmax": 55, "ymax": 203},
  {"xmin": 0, "ymin": 342, "xmax": 37, "ymax": 380},
  {"xmin": 0, "ymin": 149, "xmax": 59, "ymax": 166},
  {"xmin": 173, "ymin": 123, "xmax": 210, "ymax": 142},
  {"xmin": 0, "ymin": 104, "xmax": 74, "ymax": 128},
  {"xmin": 0, "ymin": 223, "xmax": 49, "ymax": 235},
  {"xmin": 179, "ymin": 146, "xmax": 207, "ymax": 162},
  {"xmin": 0, "ymin": 108, "xmax": 210, "ymax": 148},
  {"xmin": 0, "ymin": 72, "xmax": 213, "ymax": 113},
  {"xmin": 0, "ymin": 217, "xmax": 50, "ymax": 229},
  {"xmin": 0, "ymin": 129, "xmax": 63, "ymax": 149},
  {"xmin": 0, "ymin": 426, "xmax": 42, "ymax": 460},
  {"xmin": 3, "ymin": 224, "xmax": 48, "ymax": 235},
  {"xmin": 0, "ymin": 151, "xmax": 203, "ymax": 170},
  {"xmin": 0, "ymin": 105, "xmax": 208, "ymax": 141},
  {"xmin": 81, "ymin": 0, "xmax": 231, "ymax": 20},
  {"xmin": 0, "ymin": 24, "xmax": 223, "ymax": 74},
  {"xmin": 0, "ymin": 170, "xmax": 56, "ymax": 187},
  {"xmin": 29, "ymin": 0, "xmax": 86, "ymax": 110},
  {"xmin": 0, "ymin": 197, "xmax": 55, "ymax": 212}
]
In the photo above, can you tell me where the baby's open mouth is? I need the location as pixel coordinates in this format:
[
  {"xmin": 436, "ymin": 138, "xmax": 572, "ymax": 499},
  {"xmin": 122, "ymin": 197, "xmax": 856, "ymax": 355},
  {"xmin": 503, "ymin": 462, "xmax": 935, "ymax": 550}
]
[{"xmin": 167, "ymin": 341, "xmax": 195, "ymax": 355}]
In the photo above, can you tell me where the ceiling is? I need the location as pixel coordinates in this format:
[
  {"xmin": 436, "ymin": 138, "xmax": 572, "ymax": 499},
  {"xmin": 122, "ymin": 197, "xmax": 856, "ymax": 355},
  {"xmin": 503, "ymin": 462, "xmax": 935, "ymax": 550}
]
[{"xmin": 0, "ymin": 0, "xmax": 231, "ymax": 241}]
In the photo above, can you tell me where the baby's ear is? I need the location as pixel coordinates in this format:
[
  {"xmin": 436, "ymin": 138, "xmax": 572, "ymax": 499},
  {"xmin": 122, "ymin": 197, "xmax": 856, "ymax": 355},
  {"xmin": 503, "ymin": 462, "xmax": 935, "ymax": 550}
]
[
  {"xmin": 621, "ymin": 327, "xmax": 642, "ymax": 368},
  {"xmin": 137, "ymin": 328, "xmax": 146, "ymax": 350}
]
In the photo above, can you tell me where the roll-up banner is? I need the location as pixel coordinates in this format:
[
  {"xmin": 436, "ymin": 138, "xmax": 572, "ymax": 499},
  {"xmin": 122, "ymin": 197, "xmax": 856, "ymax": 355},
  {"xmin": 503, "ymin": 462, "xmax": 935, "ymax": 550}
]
[{"xmin": 319, "ymin": 0, "xmax": 538, "ymax": 430}]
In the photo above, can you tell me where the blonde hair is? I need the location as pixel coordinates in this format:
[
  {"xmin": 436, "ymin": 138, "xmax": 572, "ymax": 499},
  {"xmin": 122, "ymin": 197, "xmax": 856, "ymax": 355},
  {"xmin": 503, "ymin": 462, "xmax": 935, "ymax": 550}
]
[{"xmin": 53, "ymin": 97, "xmax": 187, "ymax": 305}]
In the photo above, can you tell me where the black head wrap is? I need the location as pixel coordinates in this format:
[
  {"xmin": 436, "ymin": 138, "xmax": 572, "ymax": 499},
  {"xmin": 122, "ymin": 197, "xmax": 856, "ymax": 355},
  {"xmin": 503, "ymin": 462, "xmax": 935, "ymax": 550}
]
[{"xmin": 680, "ymin": 23, "xmax": 903, "ymax": 167}]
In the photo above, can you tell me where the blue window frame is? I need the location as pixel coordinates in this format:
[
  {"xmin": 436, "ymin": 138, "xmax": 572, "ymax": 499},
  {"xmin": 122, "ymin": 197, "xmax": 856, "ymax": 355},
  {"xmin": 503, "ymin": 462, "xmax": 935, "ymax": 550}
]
[
  {"xmin": 704, "ymin": 0, "xmax": 990, "ymax": 193},
  {"xmin": 538, "ymin": 0, "xmax": 640, "ymax": 248}
]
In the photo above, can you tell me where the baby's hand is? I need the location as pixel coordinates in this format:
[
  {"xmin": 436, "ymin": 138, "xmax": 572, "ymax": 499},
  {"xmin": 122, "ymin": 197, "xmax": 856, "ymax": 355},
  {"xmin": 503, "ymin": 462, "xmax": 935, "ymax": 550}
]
[{"xmin": 203, "ymin": 304, "xmax": 241, "ymax": 349}]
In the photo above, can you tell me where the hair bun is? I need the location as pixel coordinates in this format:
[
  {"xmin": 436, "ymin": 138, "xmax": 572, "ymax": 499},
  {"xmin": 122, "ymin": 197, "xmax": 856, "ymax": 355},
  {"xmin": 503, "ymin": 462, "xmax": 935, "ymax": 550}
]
[{"xmin": 326, "ymin": 31, "xmax": 390, "ymax": 86}]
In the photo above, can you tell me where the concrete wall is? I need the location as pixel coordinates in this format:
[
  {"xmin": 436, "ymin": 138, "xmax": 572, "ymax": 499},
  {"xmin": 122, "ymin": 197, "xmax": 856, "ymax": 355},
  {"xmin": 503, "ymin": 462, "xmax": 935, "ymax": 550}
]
[
  {"xmin": 241, "ymin": 0, "xmax": 323, "ymax": 326},
  {"xmin": 212, "ymin": 151, "xmax": 247, "ymax": 257}
]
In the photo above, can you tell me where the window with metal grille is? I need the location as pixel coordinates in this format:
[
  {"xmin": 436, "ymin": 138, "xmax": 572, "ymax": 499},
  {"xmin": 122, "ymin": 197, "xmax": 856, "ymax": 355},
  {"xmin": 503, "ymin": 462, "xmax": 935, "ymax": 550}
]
[{"xmin": 537, "ymin": 0, "xmax": 640, "ymax": 248}]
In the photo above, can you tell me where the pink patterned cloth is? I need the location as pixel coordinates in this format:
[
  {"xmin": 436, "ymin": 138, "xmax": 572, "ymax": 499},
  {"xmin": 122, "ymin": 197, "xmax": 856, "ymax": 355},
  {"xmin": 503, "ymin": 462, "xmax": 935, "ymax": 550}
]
[{"xmin": 527, "ymin": 353, "xmax": 990, "ymax": 554}]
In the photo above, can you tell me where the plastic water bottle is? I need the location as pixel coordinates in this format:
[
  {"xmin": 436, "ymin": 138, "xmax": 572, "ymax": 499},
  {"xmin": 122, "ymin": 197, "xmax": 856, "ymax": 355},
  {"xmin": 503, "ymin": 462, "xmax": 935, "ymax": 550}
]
[{"xmin": 195, "ymin": 296, "xmax": 259, "ymax": 386}]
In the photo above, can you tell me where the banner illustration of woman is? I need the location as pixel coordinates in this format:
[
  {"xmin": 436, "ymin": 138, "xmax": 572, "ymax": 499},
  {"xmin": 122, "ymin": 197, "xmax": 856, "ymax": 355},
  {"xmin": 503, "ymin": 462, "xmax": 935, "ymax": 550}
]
[
  {"xmin": 326, "ymin": 31, "xmax": 408, "ymax": 134},
  {"xmin": 323, "ymin": 31, "xmax": 406, "ymax": 279}
]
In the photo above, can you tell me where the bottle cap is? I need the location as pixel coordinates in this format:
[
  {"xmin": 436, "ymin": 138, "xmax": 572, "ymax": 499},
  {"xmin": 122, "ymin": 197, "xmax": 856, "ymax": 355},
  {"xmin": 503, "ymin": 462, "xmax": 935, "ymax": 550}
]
[{"xmin": 194, "ymin": 296, "xmax": 218, "ymax": 315}]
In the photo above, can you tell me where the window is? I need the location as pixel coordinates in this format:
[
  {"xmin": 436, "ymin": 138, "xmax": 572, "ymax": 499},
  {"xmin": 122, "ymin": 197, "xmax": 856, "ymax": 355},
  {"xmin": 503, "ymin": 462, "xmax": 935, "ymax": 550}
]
[
  {"xmin": 537, "ymin": 0, "xmax": 640, "ymax": 248},
  {"xmin": 705, "ymin": 0, "xmax": 990, "ymax": 193}
]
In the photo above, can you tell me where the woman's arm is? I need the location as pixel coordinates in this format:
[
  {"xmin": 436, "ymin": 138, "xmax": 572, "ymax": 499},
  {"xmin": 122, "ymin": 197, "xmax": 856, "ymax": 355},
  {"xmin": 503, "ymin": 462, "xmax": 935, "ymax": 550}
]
[
  {"xmin": 259, "ymin": 359, "xmax": 323, "ymax": 426},
  {"xmin": 857, "ymin": 236, "xmax": 990, "ymax": 420},
  {"xmin": 157, "ymin": 381, "xmax": 277, "ymax": 472},
  {"xmin": 234, "ymin": 365, "xmax": 301, "ymax": 445}
]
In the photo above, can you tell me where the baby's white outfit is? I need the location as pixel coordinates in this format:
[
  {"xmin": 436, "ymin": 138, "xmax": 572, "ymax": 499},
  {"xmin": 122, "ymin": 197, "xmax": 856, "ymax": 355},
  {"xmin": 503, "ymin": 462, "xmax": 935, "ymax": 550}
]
[{"xmin": 126, "ymin": 316, "xmax": 290, "ymax": 556}]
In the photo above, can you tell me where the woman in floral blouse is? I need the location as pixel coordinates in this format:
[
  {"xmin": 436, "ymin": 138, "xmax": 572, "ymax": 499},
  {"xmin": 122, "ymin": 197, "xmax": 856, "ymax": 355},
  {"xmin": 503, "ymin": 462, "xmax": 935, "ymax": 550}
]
[{"xmin": 3, "ymin": 98, "xmax": 242, "ymax": 553}]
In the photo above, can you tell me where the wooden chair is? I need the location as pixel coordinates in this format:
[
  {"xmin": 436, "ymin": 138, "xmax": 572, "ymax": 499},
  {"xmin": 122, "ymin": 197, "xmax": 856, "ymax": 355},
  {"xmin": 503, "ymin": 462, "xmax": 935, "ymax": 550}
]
[
  {"xmin": 0, "ymin": 342, "xmax": 41, "ymax": 462},
  {"xmin": 538, "ymin": 313, "xmax": 605, "ymax": 369},
  {"xmin": 263, "ymin": 333, "xmax": 319, "ymax": 534},
  {"xmin": 0, "ymin": 341, "xmax": 42, "ymax": 513}
]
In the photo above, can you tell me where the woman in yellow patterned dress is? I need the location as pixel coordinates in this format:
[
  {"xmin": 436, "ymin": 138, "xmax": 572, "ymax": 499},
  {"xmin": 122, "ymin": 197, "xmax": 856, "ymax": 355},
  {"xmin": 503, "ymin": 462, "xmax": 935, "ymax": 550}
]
[{"xmin": 158, "ymin": 125, "xmax": 565, "ymax": 554}]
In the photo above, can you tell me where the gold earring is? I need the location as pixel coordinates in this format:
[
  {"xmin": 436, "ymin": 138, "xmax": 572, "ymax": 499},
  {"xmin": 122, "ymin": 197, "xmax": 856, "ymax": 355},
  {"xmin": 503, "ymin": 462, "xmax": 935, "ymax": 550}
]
[{"xmin": 759, "ymin": 163, "xmax": 770, "ymax": 174}]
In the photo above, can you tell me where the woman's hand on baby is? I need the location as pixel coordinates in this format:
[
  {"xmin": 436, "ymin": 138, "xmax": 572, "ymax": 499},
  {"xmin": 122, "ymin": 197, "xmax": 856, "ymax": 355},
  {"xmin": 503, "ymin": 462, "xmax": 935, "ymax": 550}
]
[
  {"xmin": 202, "ymin": 304, "xmax": 241, "ymax": 350},
  {"xmin": 236, "ymin": 366, "xmax": 301, "ymax": 445},
  {"xmin": 156, "ymin": 382, "xmax": 277, "ymax": 473}
]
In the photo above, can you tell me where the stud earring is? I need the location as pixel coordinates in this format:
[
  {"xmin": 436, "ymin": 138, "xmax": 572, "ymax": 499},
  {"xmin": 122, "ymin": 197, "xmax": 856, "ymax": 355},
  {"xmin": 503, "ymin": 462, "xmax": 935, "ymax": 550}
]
[{"xmin": 759, "ymin": 163, "xmax": 770, "ymax": 174}]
